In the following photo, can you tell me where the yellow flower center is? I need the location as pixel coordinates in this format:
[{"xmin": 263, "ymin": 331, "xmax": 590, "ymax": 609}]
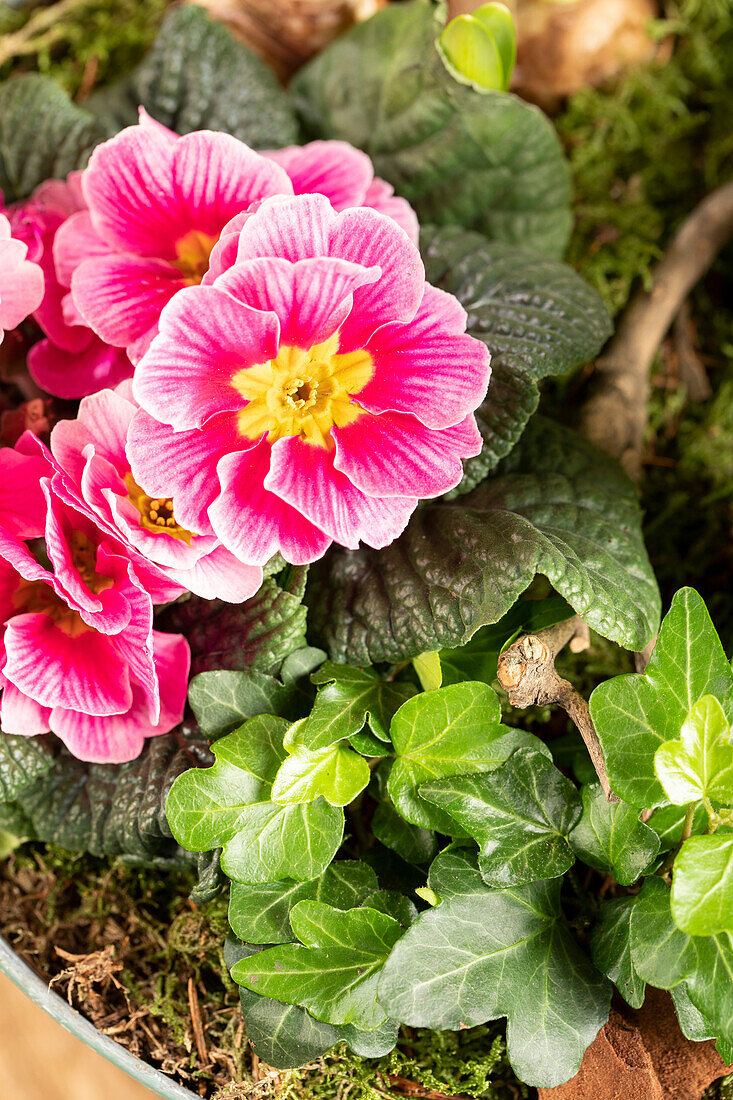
[
  {"xmin": 173, "ymin": 229, "xmax": 218, "ymax": 285},
  {"xmin": 69, "ymin": 531, "xmax": 114, "ymax": 595},
  {"xmin": 12, "ymin": 578, "xmax": 91, "ymax": 637},
  {"xmin": 124, "ymin": 473, "xmax": 194, "ymax": 544},
  {"xmin": 232, "ymin": 333, "xmax": 374, "ymax": 448}
]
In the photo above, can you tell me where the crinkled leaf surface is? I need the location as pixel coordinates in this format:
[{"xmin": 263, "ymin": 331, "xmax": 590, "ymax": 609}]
[
  {"xmin": 422, "ymin": 227, "xmax": 612, "ymax": 488},
  {"xmin": 299, "ymin": 663, "xmax": 415, "ymax": 750},
  {"xmin": 655, "ymin": 695, "xmax": 733, "ymax": 806},
  {"xmin": 378, "ymin": 848, "xmax": 611, "ymax": 1088},
  {"xmin": 591, "ymin": 588, "xmax": 733, "ymax": 807},
  {"xmin": 0, "ymin": 74, "xmax": 103, "ymax": 202},
  {"xmin": 232, "ymin": 901, "xmax": 403, "ymax": 1030},
  {"xmin": 421, "ymin": 748, "xmax": 581, "ymax": 886},
  {"xmin": 0, "ymin": 734, "xmax": 53, "ymax": 802},
  {"xmin": 672, "ymin": 835, "xmax": 733, "ymax": 937},
  {"xmin": 271, "ymin": 741, "xmax": 370, "ymax": 807},
  {"xmin": 590, "ymin": 896, "xmax": 646, "ymax": 1009},
  {"xmin": 307, "ymin": 418, "xmax": 660, "ymax": 664},
  {"xmin": 293, "ymin": 0, "xmax": 571, "ymax": 256},
  {"xmin": 88, "ymin": 5, "xmax": 298, "ymax": 147},
  {"xmin": 569, "ymin": 784, "xmax": 660, "ymax": 885}
]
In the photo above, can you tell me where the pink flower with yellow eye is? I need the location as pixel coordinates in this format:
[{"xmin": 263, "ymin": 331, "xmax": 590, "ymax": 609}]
[
  {"xmin": 0, "ymin": 213, "xmax": 44, "ymax": 342},
  {"xmin": 127, "ymin": 194, "xmax": 491, "ymax": 566}
]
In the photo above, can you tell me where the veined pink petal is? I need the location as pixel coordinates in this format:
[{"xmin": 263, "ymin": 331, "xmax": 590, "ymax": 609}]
[
  {"xmin": 211, "ymin": 441, "xmax": 332, "ymax": 565},
  {"xmin": 264, "ymin": 141, "xmax": 373, "ymax": 210},
  {"xmin": 28, "ymin": 336, "xmax": 133, "ymax": 399},
  {"xmin": 0, "ymin": 678, "xmax": 51, "ymax": 736},
  {"xmin": 53, "ymin": 209, "xmax": 113, "ymax": 288},
  {"xmin": 133, "ymin": 285, "xmax": 279, "ymax": 430},
  {"xmin": 165, "ymin": 543, "xmax": 264, "ymax": 602},
  {"xmin": 0, "ymin": 214, "xmax": 44, "ymax": 335},
  {"xmin": 0, "ymin": 449, "xmax": 50, "ymax": 539},
  {"xmin": 235, "ymin": 193, "xmax": 334, "ymax": 263},
  {"xmin": 203, "ymin": 210, "xmax": 250, "ymax": 283},
  {"xmin": 51, "ymin": 387, "xmax": 135, "ymax": 481},
  {"xmin": 363, "ymin": 178, "xmax": 420, "ymax": 245},
  {"xmin": 214, "ymin": 256, "xmax": 381, "ymax": 349},
  {"xmin": 266, "ymin": 437, "xmax": 417, "ymax": 550}
]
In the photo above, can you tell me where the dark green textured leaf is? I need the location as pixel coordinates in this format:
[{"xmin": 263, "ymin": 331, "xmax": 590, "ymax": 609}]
[
  {"xmin": 421, "ymin": 748, "xmax": 581, "ymax": 886},
  {"xmin": 0, "ymin": 75, "xmax": 103, "ymax": 202},
  {"xmin": 0, "ymin": 734, "xmax": 53, "ymax": 802},
  {"xmin": 569, "ymin": 784, "xmax": 660, "ymax": 885},
  {"xmin": 300, "ymin": 663, "xmax": 415, "ymax": 750},
  {"xmin": 378, "ymin": 848, "xmax": 611, "ymax": 1088},
  {"xmin": 422, "ymin": 227, "xmax": 612, "ymax": 487},
  {"xmin": 307, "ymin": 417, "xmax": 660, "ymax": 664},
  {"xmin": 293, "ymin": 0, "xmax": 571, "ymax": 256},
  {"xmin": 590, "ymin": 897, "xmax": 645, "ymax": 1009},
  {"xmin": 591, "ymin": 588, "xmax": 733, "ymax": 807},
  {"xmin": 88, "ymin": 5, "xmax": 298, "ymax": 147}
]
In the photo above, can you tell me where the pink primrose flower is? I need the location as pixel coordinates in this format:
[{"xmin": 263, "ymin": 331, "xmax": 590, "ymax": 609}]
[
  {"xmin": 0, "ymin": 455, "xmax": 189, "ymax": 762},
  {"xmin": 0, "ymin": 213, "xmax": 44, "ymax": 342},
  {"xmin": 128, "ymin": 193, "xmax": 491, "ymax": 566}
]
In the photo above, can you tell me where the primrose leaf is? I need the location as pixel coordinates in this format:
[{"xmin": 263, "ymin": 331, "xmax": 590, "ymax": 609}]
[
  {"xmin": 672, "ymin": 835, "xmax": 733, "ymax": 937},
  {"xmin": 308, "ymin": 418, "xmax": 660, "ymax": 664},
  {"xmin": 293, "ymin": 0, "xmax": 571, "ymax": 256},
  {"xmin": 228, "ymin": 860, "xmax": 379, "ymax": 944},
  {"xmin": 378, "ymin": 848, "xmax": 611, "ymax": 1088},
  {"xmin": 421, "ymin": 748, "xmax": 581, "ymax": 886},
  {"xmin": 422, "ymin": 228, "xmax": 612, "ymax": 486},
  {"xmin": 655, "ymin": 695, "xmax": 733, "ymax": 807},
  {"xmin": 386, "ymin": 681, "xmax": 537, "ymax": 832},
  {"xmin": 165, "ymin": 716, "xmax": 344, "ymax": 884},
  {"xmin": 590, "ymin": 896, "xmax": 646, "ymax": 1009},
  {"xmin": 569, "ymin": 784, "xmax": 660, "ymax": 885},
  {"xmin": 231, "ymin": 901, "xmax": 404, "ymax": 1030},
  {"xmin": 0, "ymin": 734, "xmax": 53, "ymax": 802},
  {"xmin": 0, "ymin": 75, "xmax": 103, "ymax": 202},
  {"xmin": 271, "ymin": 742, "xmax": 370, "ymax": 807},
  {"xmin": 591, "ymin": 588, "xmax": 733, "ymax": 807},
  {"xmin": 300, "ymin": 663, "xmax": 415, "ymax": 749}
]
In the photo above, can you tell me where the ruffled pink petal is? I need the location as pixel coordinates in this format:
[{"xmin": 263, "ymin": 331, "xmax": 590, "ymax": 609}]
[
  {"xmin": 334, "ymin": 411, "xmax": 481, "ymax": 499},
  {"xmin": 0, "ymin": 215, "xmax": 44, "ymax": 334},
  {"xmin": 0, "ymin": 678, "xmax": 51, "ymax": 736},
  {"xmin": 235, "ymin": 193, "xmax": 335, "ymax": 263},
  {"xmin": 0, "ymin": 560, "xmax": 23, "ymax": 625},
  {"xmin": 3, "ymin": 612, "xmax": 133, "ymax": 716},
  {"xmin": 264, "ymin": 141, "xmax": 373, "ymax": 210},
  {"xmin": 53, "ymin": 210, "xmax": 114, "ymax": 289},
  {"xmin": 96, "ymin": 544, "xmax": 158, "ymax": 721},
  {"xmin": 51, "ymin": 387, "xmax": 135, "ymax": 482},
  {"xmin": 28, "ymin": 336, "xmax": 133, "ymax": 399},
  {"xmin": 265, "ymin": 436, "xmax": 417, "ymax": 550},
  {"xmin": 363, "ymin": 179, "xmax": 420, "ymax": 245},
  {"xmin": 358, "ymin": 284, "xmax": 491, "ymax": 429},
  {"xmin": 203, "ymin": 211, "xmax": 250, "ymax": 283},
  {"xmin": 0, "ymin": 449, "xmax": 50, "ymax": 539},
  {"xmin": 166, "ymin": 543, "xmax": 264, "ymax": 601},
  {"xmin": 214, "ymin": 256, "xmax": 380, "ymax": 349},
  {"xmin": 210, "ymin": 441, "xmax": 332, "ymax": 565},
  {"xmin": 137, "ymin": 106, "xmax": 178, "ymax": 144},
  {"xmin": 133, "ymin": 285, "xmax": 279, "ymax": 430}
]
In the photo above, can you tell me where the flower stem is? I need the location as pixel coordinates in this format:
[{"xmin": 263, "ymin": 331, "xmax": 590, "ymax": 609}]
[{"xmin": 680, "ymin": 802, "xmax": 695, "ymax": 844}]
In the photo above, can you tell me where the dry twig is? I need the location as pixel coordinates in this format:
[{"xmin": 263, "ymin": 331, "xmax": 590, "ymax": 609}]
[{"xmin": 497, "ymin": 616, "xmax": 618, "ymax": 802}]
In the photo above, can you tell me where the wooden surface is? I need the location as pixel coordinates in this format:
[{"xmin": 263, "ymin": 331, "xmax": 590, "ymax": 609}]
[{"xmin": 0, "ymin": 971, "xmax": 156, "ymax": 1100}]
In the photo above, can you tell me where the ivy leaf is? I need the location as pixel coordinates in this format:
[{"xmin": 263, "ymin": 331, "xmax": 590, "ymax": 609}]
[
  {"xmin": 590, "ymin": 897, "xmax": 645, "ymax": 1010},
  {"xmin": 647, "ymin": 802, "xmax": 709, "ymax": 852},
  {"xmin": 378, "ymin": 848, "xmax": 611, "ymax": 1088},
  {"xmin": 231, "ymin": 901, "xmax": 404, "ymax": 1030},
  {"xmin": 88, "ymin": 5, "xmax": 298, "ymax": 148},
  {"xmin": 386, "ymin": 681, "xmax": 537, "ymax": 832},
  {"xmin": 422, "ymin": 228, "xmax": 612, "ymax": 487},
  {"xmin": 293, "ymin": 0, "xmax": 571, "ymax": 256},
  {"xmin": 671, "ymin": 983, "xmax": 717, "ymax": 1042},
  {"xmin": 165, "ymin": 716, "xmax": 344, "ymax": 884},
  {"xmin": 228, "ymin": 861, "xmax": 378, "ymax": 945},
  {"xmin": 672, "ymin": 835, "xmax": 733, "ymax": 937},
  {"xmin": 569, "ymin": 784, "xmax": 660, "ymax": 885},
  {"xmin": 299, "ymin": 663, "xmax": 415, "ymax": 750},
  {"xmin": 421, "ymin": 748, "xmax": 581, "ymax": 886},
  {"xmin": 371, "ymin": 763, "xmax": 437, "ymax": 865},
  {"xmin": 591, "ymin": 588, "xmax": 733, "ymax": 807},
  {"xmin": 0, "ymin": 734, "xmax": 53, "ymax": 802},
  {"xmin": 0, "ymin": 75, "xmax": 103, "ymax": 202},
  {"xmin": 655, "ymin": 695, "xmax": 733, "ymax": 806},
  {"xmin": 271, "ymin": 742, "xmax": 370, "ymax": 807},
  {"xmin": 307, "ymin": 418, "xmax": 660, "ymax": 664}
]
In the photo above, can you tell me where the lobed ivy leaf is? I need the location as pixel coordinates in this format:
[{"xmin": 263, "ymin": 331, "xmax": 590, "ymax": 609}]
[
  {"xmin": 590, "ymin": 896, "xmax": 646, "ymax": 1010},
  {"xmin": 228, "ymin": 861, "xmax": 379, "ymax": 945},
  {"xmin": 371, "ymin": 763, "xmax": 438, "ymax": 866},
  {"xmin": 671, "ymin": 983, "xmax": 718, "ymax": 1043},
  {"xmin": 591, "ymin": 588, "xmax": 733, "ymax": 807},
  {"xmin": 422, "ymin": 227, "xmax": 612, "ymax": 487},
  {"xmin": 165, "ymin": 716, "xmax": 344, "ymax": 884},
  {"xmin": 671, "ymin": 835, "xmax": 733, "ymax": 937},
  {"xmin": 421, "ymin": 748, "xmax": 581, "ymax": 886},
  {"xmin": 231, "ymin": 901, "xmax": 404, "ymax": 1030},
  {"xmin": 655, "ymin": 695, "xmax": 733, "ymax": 807},
  {"xmin": 0, "ymin": 734, "xmax": 53, "ymax": 802},
  {"xmin": 299, "ymin": 663, "xmax": 415, "ymax": 750},
  {"xmin": 271, "ymin": 741, "xmax": 370, "ymax": 807},
  {"xmin": 307, "ymin": 417, "xmax": 660, "ymax": 664},
  {"xmin": 647, "ymin": 802, "xmax": 709, "ymax": 852},
  {"xmin": 293, "ymin": 0, "xmax": 572, "ymax": 256},
  {"xmin": 569, "ymin": 784, "xmax": 660, "ymax": 885},
  {"xmin": 378, "ymin": 847, "xmax": 611, "ymax": 1088}
]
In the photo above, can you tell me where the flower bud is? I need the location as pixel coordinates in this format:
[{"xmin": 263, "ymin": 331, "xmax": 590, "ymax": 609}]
[{"xmin": 439, "ymin": 2, "xmax": 516, "ymax": 92}]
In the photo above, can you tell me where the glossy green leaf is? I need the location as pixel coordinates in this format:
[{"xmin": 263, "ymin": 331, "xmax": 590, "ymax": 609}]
[
  {"xmin": 308, "ymin": 418, "xmax": 660, "ymax": 665},
  {"xmin": 271, "ymin": 742, "xmax": 370, "ymax": 807},
  {"xmin": 378, "ymin": 848, "xmax": 611, "ymax": 1088},
  {"xmin": 300, "ymin": 663, "xmax": 415, "ymax": 749},
  {"xmin": 671, "ymin": 983, "xmax": 717, "ymax": 1042},
  {"xmin": 590, "ymin": 897, "xmax": 646, "ymax": 1009},
  {"xmin": 647, "ymin": 802, "xmax": 708, "ymax": 852},
  {"xmin": 473, "ymin": 3, "xmax": 516, "ymax": 86},
  {"xmin": 655, "ymin": 695, "xmax": 733, "ymax": 806},
  {"xmin": 439, "ymin": 16, "xmax": 505, "ymax": 92},
  {"xmin": 232, "ymin": 901, "xmax": 403, "ymax": 1030},
  {"xmin": 412, "ymin": 652, "xmax": 442, "ymax": 693},
  {"xmin": 672, "ymin": 834, "xmax": 733, "ymax": 936},
  {"xmin": 421, "ymin": 748, "xmax": 581, "ymax": 886},
  {"xmin": 569, "ymin": 784, "xmax": 660, "ymax": 885},
  {"xmin": 371, "ymin": 763, "xmax": 438, "ymax": 866},
  {"xmin": 592, "ymin": 588, "xmax": 733, "ymax": 807}
]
